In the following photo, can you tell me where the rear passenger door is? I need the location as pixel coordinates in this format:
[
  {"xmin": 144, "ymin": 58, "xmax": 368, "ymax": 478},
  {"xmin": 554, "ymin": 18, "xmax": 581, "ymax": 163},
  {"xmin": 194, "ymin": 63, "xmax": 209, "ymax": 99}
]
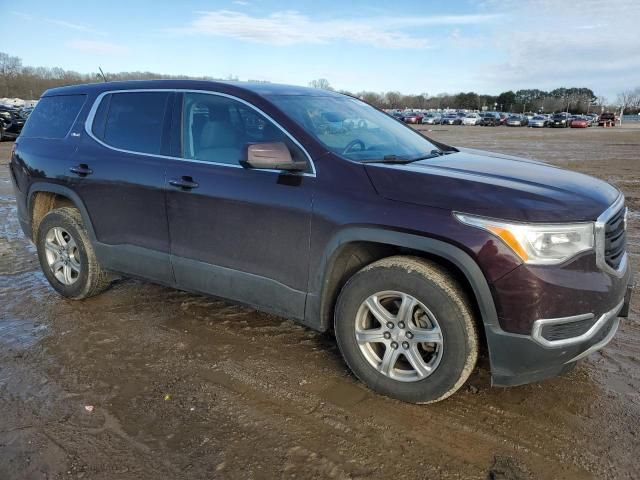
[
  {"xmin": 74, "ymin": 90, "xmax": 174, "ymax": 284},
  {"xmin": 164, "ymin": 92, "xmax": 314, "ymax": 320}
]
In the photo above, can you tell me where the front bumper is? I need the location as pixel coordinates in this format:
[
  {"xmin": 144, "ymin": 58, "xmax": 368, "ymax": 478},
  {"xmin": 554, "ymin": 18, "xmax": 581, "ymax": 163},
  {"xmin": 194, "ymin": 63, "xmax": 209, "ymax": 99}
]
[{"xmin": 488, "ymin": 271, "xmax": 633, "ymax": 387}]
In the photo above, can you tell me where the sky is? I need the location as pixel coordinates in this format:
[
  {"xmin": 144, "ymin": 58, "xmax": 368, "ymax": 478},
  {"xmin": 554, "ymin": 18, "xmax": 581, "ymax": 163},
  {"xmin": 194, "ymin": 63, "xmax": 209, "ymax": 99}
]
[{"xmin": 4, "ymin": 0, "xmax": 640, "ymax": 100}]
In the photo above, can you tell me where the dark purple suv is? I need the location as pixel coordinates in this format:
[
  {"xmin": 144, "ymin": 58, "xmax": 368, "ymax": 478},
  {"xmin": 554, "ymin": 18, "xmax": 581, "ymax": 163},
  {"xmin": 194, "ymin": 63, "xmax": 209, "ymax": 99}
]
[{"xmin": 10, "ymin": 80, "xmax": 633, "ymax": 403}]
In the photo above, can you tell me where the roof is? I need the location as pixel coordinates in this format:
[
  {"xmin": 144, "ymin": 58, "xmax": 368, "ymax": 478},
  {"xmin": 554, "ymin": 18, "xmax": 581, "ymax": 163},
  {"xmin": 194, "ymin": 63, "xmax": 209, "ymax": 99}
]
[{"xmin": 43, "ymin": 79, "xmax": 343, "ymax": 99}]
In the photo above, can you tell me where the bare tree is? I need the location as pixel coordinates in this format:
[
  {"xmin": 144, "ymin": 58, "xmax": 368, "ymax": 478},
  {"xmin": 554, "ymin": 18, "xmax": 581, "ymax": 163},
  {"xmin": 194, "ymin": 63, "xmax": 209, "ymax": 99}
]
[
  {"xmin": 616, "ymin": 88, "xmax": 640, "ymax": 123},
  {"xmin": 0, "ymin": 52, "xmax": 22, "ymax": 76},
  {"xmin": 309, "ymin": 78, "xmax": 333, "ymax": 90}
]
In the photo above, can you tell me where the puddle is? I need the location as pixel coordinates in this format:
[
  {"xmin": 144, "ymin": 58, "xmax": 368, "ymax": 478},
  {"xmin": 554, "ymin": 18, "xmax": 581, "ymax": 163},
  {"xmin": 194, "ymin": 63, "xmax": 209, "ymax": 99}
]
[{"xmin": 0, "ymin": 318, "xmax": 48, "ymax": 350}]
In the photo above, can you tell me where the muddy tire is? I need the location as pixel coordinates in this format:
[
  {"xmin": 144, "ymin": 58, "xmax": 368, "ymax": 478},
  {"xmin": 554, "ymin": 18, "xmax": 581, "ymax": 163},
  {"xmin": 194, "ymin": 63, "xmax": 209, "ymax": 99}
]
[
  {"xmin": 334, "ymin": 256, "xmax": 478, "ymax": 404},
  {"xmin": 36, "ymin": 207, "xmax": 111, "ymax": 299}
]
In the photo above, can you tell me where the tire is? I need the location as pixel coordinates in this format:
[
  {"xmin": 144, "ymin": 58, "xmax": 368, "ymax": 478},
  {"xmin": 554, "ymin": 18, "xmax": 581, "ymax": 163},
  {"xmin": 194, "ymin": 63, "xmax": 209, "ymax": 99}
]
[
  {"xmin": 36, "ymin": 207, "xmax": 112, "ymax": 299},
  {"xmin": 334, "ymin": 256, "xmax": 479, "ymax": 404},
  {"xmin": 0, "ymin": 124, "xmax": 4, "ymax": 141}
]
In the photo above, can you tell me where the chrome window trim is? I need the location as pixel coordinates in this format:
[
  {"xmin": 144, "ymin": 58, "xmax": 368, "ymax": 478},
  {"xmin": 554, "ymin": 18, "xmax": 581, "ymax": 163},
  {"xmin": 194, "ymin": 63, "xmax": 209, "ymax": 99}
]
[
  {"xmin": 594, "ymin": 193, "xmax": 627, "ymax": 278},
  {"xmin": 83, "ymin": 88, "xmax": 316, "ymax": 177},
  {"xmin": 531, "ymin": 298, "xmax": 624, "ymax": 348}
]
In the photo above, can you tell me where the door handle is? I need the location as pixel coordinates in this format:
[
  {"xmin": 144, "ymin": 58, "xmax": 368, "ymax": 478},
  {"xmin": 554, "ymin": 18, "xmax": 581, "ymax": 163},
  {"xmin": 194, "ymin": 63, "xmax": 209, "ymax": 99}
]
[
  {"xmin": 69, "ymin": 164, "xmax": 93, "ymax": 176},
  {"xmin": 169, "ymin": 176, "xmax": 199, "ymax": 190}
]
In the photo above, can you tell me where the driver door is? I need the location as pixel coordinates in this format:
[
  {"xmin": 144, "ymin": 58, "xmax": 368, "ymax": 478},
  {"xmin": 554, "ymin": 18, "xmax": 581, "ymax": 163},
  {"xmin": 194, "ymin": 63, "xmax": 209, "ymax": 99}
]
[{"xmin": 164, "ymin": 92, "xmax": 314, "ymax": 320}]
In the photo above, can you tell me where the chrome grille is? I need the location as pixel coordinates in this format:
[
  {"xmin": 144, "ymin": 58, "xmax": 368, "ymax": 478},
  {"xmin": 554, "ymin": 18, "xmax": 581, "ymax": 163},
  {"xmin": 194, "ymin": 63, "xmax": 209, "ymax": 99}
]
[
  {"xmin": 604, "ymin": 206, "xmax": 627, "ymax": 269},
  {"xmin": 595, "ymin": 195, "xmax": 628, "ymax": 276}
]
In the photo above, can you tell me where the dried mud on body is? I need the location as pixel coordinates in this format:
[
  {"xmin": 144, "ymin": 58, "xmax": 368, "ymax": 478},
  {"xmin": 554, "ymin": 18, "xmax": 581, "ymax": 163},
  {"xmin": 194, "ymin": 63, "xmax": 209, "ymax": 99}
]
[{"xmin": 0, "ymin": 126, "xmax": 639, "ymax": 480}]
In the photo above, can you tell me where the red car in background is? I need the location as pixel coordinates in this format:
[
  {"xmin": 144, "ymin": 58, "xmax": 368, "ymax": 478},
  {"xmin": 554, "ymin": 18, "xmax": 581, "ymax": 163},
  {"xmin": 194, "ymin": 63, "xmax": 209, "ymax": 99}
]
[
  {"xmin": 402, "ymin": 112, "xmax": 424, "ymax": 124},
  {"xmin": 570, "ymin": 117, "xmax": 589, "ymax": 128}
]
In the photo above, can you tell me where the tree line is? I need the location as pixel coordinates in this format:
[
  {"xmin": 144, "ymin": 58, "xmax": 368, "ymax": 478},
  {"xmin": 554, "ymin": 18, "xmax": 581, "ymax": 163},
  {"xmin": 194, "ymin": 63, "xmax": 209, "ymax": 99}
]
[
  {"xmin": 1, "ymin": 52, "xmax": 638, "ymax": 114},
  {"xmin": 0, "ymin": 51, "xmax": 234, "ymax": 100},
  {"xmin": 313, "ymin": 79, "xmax": 631, "ymax": 114}
]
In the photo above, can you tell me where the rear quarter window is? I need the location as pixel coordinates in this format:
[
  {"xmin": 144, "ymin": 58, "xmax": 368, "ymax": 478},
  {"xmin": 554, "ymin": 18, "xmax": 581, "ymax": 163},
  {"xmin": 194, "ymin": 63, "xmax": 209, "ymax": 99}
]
[
  {"xmin": 95, "ymin": 91, "xmax": 170, "ymax": 155},
  {"xmin": 20, "ymin": 94, "xmax": 86, "ymax": 139}
]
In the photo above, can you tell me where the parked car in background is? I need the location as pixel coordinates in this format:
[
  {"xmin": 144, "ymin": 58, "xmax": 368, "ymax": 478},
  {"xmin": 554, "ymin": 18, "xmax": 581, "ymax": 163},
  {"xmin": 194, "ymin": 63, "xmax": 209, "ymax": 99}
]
[
  {"xmin": 506, "ymin": 114, "xmax": 528, "ymax": 127},
  {"xmin": 498, "ymin": 113, "xmax": 509, "ymax": 125},
  {"xmin": 402, "ymin": 111, "xmax": 423, "ymax": 124},
  {"xmin": 523, "ymin": 112, "xmax": 536, "ymax": 121},
  {"xmin": 462, "ymin": 113, "xmax": 481, "ymax": 126},
  {"xmin": 12, "ymin": 80, "xmax": 632, "ymax": 404},
  {"xmin": 479, "ymin": 112, "xmax": 501, "ymax": 126},
  {"xmin": 0, "ymin": 105, "xmax": 25, "ymax": 140},
  {"xmin": 422, "ymin": 113, "xmax": 442, "ymax": 125},
  {"xmin": 598, "ymin": 112, "xmax": 616, "ymax": 126},
  {"xmin": 19, "ymin": 106, "xmax": 35, "ymax": 119},
  {"xmin": 550, "ymin": 113, "xmax": 571, "ymax": 128},
  {"xmin": 585, "ymin": 114, "xmax": 599, "ymax": 126},
  {"xmin": 529, "ymin": 115, "xmax": 549, "ymax": 128},
  {"xmin": 391, "ymin": 111, "xmax": 406, "ymax": 121},
  {"xmin": 570, "ymin": 116, "xmax": 590, "ymax": 128},
  {"xmin": 441, "ymin": 113, "xmax": 463, "ymax": 125}
]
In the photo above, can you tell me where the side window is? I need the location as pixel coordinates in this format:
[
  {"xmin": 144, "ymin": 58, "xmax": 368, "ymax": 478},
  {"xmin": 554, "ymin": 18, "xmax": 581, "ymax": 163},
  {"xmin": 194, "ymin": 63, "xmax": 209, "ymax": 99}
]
[
  {"xmin": 181, "ymin": 92, "xmax": 307, "ymax": 168},
  {"xmin": 91, "ymin": 93, "xmax": 111, "ymax": 140},
  {"xmin": 20, "ymin": 94, "xmax": 86, "ymax": 139},
  {"xmin": 99, "ymin": 92, "xmax": 170, "ymax": 155}
]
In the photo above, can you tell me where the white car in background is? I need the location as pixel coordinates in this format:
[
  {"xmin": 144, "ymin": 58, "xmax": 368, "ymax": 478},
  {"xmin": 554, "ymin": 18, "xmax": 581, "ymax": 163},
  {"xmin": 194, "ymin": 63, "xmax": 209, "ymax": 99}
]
[
  {"xmin": 422, "ymin": 113, "xmax": 442, "ymax": 125},
  {"xmin": 462, "ymin": 113, "xmax": 481, "ymax": 125},
  {"xmin": 529, "ymin": 115, "xmax": 548, "ymax": 128}
]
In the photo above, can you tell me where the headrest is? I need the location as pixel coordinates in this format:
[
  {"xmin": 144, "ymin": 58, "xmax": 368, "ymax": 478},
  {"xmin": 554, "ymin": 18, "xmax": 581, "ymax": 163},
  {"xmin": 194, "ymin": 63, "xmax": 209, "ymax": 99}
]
[{"xmin": 200, "ymin": 121, "xmax": 238, "ymax": 149}]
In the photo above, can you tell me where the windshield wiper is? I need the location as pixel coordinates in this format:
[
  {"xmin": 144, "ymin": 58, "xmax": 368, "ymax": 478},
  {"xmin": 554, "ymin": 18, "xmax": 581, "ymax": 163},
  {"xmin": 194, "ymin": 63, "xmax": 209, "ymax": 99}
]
[{"xmin": 360, "ymin": 150, "xmax": 445, "ymax": 164}]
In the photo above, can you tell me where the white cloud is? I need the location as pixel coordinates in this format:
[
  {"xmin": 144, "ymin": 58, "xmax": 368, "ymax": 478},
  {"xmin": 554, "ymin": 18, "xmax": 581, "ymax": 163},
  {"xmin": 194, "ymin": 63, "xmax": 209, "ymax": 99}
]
[
  {"xmin": 232, "ymin": 0, "xmax": 251, "ymax": 5},
  {"xmin": 66, "ymin": 40, "xmax": 129, "ymax": 55},
  {"xmin": 476, "ymin": 0, "xmax": 640, "ymax": 97},
  {"xmin": 45, "ymin": 18, "xmax": 105, "ymax": 35},
  {"xmin": 171, "ymin": 10, "xmax": 501, "ymax": 49},
  {"xmin": 11, "ymin": 11, "xmax": 105, "ymax": 35}
]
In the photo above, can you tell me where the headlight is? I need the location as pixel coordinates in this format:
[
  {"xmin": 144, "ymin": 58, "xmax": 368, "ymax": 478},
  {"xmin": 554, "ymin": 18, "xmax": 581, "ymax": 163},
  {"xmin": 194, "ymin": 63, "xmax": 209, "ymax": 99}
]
[{"xmin": 455, "ymin": 213, "xmax": 594, "ymax": 265}]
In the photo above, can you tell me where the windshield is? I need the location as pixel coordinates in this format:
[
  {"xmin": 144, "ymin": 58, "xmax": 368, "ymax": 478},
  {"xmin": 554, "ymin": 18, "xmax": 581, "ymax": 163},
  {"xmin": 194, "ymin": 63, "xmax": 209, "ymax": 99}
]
[{"xmin": 270, "ymin": 95, "xmax": 439, "ymax": 162}]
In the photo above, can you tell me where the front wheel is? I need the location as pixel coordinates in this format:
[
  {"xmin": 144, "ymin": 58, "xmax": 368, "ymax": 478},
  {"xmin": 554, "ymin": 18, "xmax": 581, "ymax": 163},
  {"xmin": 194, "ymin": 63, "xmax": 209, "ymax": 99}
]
[
  {"xmin": 36, "ymin": 207, "xmax": 112, "ymax": 299},
  {"xmin": 334, "ymin": 256, "xmax": 479, "ymax": 403}
]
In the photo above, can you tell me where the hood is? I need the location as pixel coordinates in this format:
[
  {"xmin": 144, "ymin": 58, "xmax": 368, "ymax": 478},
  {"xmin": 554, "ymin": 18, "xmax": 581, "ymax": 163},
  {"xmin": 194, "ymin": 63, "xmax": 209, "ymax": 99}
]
[{"xmin": 364, "ymin": 147, "xmax": 620, "ymax": 222}]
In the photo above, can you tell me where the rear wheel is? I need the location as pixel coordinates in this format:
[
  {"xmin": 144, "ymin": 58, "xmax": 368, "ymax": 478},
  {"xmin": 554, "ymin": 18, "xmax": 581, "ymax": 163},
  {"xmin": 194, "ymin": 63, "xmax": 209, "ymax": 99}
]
[
  {"xmin": 334, "ymin": 256, "xmax": 479, "ymax": 403},
  {"xmin": 36, "ymin": 207, "xmax": 112, "ymax": 299}
]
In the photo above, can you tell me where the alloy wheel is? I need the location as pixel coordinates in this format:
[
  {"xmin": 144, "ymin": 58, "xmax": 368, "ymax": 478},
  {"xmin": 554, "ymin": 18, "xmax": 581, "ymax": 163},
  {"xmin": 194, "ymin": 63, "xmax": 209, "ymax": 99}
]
[
  {"xmin": 44, "ymin": 227, "xmax": 81, "ymax": 285},
  {"xmin": 354, "ymin": 291, "xmax": 443, "ymax": 382}
]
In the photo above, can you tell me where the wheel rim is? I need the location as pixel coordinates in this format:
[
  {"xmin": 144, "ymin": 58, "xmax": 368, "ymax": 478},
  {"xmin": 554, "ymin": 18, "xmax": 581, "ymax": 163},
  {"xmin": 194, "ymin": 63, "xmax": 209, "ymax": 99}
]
[
  {"xmin": 354, "ymin": 291, "xmax": 443, "ymax": 382},
  {"xmin": 44, "ymin": 227, "xmax": 81, "ymax": 285}
]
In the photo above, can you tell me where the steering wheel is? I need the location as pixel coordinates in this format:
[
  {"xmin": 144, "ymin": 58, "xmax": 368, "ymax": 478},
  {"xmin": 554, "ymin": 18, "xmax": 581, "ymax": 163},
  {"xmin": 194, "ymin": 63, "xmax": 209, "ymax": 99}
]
[{"xmin": 343, "ymin": 139, "xmax": 366, "ymax": 155}]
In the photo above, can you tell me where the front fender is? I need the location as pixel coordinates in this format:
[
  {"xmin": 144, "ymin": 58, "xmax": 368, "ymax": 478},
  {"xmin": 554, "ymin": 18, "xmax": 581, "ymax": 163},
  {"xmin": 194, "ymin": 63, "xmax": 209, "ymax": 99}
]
[{"xmin": 306, "ymin": 226, "xmax": 532, "ymax": 386}]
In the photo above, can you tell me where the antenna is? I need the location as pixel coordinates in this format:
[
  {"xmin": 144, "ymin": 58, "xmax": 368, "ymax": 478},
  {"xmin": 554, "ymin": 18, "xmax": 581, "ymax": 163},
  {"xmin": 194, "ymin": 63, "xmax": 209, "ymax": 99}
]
[{"xmin": 98, "ymin": 67, "xmax": 107, "ymax": 83}]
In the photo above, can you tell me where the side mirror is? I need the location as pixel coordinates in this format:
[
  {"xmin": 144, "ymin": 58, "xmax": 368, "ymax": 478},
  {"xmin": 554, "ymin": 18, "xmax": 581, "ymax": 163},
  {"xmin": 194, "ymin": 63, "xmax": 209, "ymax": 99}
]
[{"xmin": 244, "ymin": 142, "xmax": 307, "ymax": 172}]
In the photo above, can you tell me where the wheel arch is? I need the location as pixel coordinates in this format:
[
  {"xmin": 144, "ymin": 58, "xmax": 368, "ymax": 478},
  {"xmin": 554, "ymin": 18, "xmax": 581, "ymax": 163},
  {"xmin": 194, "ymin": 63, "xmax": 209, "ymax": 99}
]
[
  {"xmin": 27, "ymin": 184, "xmax": 97, "ymax": 241},
  {"xmin": 306, "ymin": 227, "xmax": 499, "ymax": 336}
]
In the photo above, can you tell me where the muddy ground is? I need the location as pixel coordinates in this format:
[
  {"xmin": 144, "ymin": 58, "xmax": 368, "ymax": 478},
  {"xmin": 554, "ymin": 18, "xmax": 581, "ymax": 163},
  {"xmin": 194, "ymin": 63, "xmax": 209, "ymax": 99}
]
[{"xmin": 0, "ymin": 125, "xmax": 638, "ymax": 480}]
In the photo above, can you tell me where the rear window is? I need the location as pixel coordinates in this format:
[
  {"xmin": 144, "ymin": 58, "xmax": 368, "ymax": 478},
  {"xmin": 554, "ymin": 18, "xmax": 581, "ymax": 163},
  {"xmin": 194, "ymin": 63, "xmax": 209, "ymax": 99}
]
[
  {"xmin": 20, "ymin": 95, "xmax": 86, "ymax": 139},
  {"xmin": 93, "ymin": 91, "xmax": 170, "ymax": 155}
]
